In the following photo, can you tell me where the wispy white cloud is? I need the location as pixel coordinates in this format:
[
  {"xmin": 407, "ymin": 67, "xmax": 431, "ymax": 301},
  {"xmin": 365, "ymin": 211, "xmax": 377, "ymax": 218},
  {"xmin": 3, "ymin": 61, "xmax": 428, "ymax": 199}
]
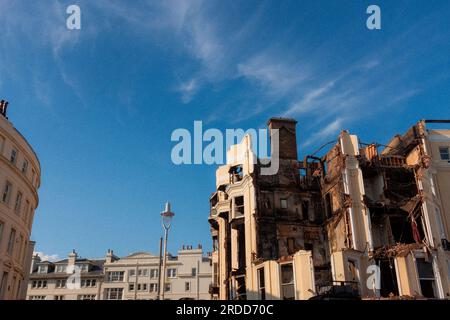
[
  {"xmin": 0, "ymin": 1, "xmax": 85, "ymax": 115},
  {"xmin": 283, "ymin": 80, "xmax": 336, "ymax": 116},
  {"xmin": 89, "ymin": 0, "xmax": 224, "ymax": 102},
  {"xmin": 0, "ymin": 0, "xmax": 441, "ymax": 136},
  {"xmin": 237, "ymin": 51, "xmax": 310, "ymax": 97},
  {"xmin": 178, "ymin": 78, "xmax": 199, "ymax": 104},
  {"xmin": 302, "ymin": 117, "xmax": 344, "ymax": 148},
  {"xmin": 34, "ymin": 251, "xmax": 59, "ymax": 262}
]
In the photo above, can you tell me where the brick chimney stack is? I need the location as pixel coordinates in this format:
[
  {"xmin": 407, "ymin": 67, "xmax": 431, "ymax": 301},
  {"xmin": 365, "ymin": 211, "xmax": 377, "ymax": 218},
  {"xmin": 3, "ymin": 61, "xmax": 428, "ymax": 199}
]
[{"xmin": 267, "ymin": 117, "xmax": 298, "ymax": 160}]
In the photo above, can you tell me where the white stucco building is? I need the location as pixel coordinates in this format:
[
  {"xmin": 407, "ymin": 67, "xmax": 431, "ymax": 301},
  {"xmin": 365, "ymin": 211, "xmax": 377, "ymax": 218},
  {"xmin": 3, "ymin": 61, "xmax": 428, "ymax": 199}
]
[{"xmin": 27, "ymin": 245, "xmax": 212, "ymax": 300}]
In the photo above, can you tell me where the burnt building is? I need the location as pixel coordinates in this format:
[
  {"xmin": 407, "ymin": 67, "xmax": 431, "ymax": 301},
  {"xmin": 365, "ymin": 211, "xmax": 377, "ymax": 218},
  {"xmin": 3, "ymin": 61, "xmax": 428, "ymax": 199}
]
[
  {"xmin": 209, "ymin": 118, "xmax": 450, "ymax": 300},
  {"xmin": 319, "ymin": 120, "xmax": 450, "ymax": 299},
  {"xmin": 209, "ymin": 118, "xmax": 330, "ymax": 300}
]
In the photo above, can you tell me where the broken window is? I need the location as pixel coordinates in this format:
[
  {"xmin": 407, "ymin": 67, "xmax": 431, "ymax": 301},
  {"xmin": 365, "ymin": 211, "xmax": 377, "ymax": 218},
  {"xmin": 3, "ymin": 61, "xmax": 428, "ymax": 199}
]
[
  {"xmin": 384, "ymin": 170, "xmax": 417, "ymax": 200},
  {"xmin": 280, "ymin": 263, "xmax": 295, "ymax": 300},
  {"xmin": 439, "ymin": 146, "xmax": 449, "ymax": 161},
  {"xmin": 416, "ymin": 258, "xmax": 437, "ymax": 298},
  {"xmin": 234, "ymin": 196, "xmax": 244, "ymax": 217},
  {"xmin": 237, "ymin": 224, "xmax": 246, "ymax": 270},
  {"xmin": 230, "ymin": 165, "xmax": 243, "ymax": 183},
  {"xmin": 304, "ymin": 242, "xmax": 313, "ymax": 255},
  {"xmin": 236, "ymin": 275, "xmax": 246, "ymax": 300},
  {"xmin": 212, "ymin": 236, "xmax": 219, "ymax": 251},
  {"xmin": 348, "ymin": 260, "xmax": 360, "ymax": 293},
  {"xmin": 258, "ymin": 267, "xmax": 266, "ymax": 300},
  {"xmin": 299, "ymin": 167, "xmax": 307, "ymax": 177},
  {"xmin": 302, "ymin": 201, "xmax": 310, "ymax": 221},
  {"xmin": 389, "ymin": 214, "xmax": 424, "ymax": 244},
  {"xmin": 378, "ymin": 259, "xmax": 399, "ymax": 297},
  {"xmin": 322, "ymin": 161, "xmax": 328, "ymax": 177},
  {"xmin": 280, "ymin": 199, "xmax": 288, "ymax": 209},
  {"xmin": 287, "ymin": 238, "xmax": 296, "ymax": 255},
  {"xmin": 324, "ymin": 193, "xmax": 333, "ymax": 219},
  {"xmin": 210, "ymin": 193, "xmax": 218, "ymax": 207},
  {"xmin": 263, "ymin": 198, "xmax": 271, "ymax": 209}
]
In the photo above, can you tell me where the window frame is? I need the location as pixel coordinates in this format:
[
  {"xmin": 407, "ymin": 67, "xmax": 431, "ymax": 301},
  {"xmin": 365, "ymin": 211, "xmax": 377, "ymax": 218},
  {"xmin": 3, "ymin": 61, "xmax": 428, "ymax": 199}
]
[
  {"xmin": 280, "ymin": 262, "xmax": 295, "ymax": 300},
  {"xmin": 7, "ymin": 228, "xmax": 16, "ymax": 256},
  {"xmin": 149, "ymin": 283, "xmax": 158, "ymax": 293},
  {"xmin": 280, "ymin": 198, "xmax": 288, "ymax": 209},
  {"xmin": 14, "ymin": 191, "xmax": 23, "ymax": 214},
  {"xmin": 257, "ymin": 267, "xmax": 266, "ymax": 300},
  {"xmin": 439, "ymin": 146, "xmax": 450, "ymax": 161},
  {"xmin": 2, "ymin": 181, "xmax": 12, "ymax": 204},
  {"xmin": 107, "ymin": 271, "xmax": 125, "ymax": 282},
  {"xmin": 150, "ymin": 269, "xmax": 158, "ymax": 279},
  {"xmin": 167, "ymin": 268, "xmax": 177, "ymax": 278},
  {"xmin": 106, "ymin": 288, "xmax": 123, "ymax": 300},
  {"xmin": 10, "ymin": 148, "xmax": 17, "ymax": 164},
  {"xmin": 22, "ymin": 159, "xmax": 28, "ymax": 174}
]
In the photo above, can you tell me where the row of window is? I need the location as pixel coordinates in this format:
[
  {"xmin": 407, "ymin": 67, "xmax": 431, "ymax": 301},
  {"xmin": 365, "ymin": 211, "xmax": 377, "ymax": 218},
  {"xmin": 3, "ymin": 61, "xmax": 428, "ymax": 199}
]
[
  {"xmin": 31, "ymin": 279, "xmax": 193, "ymax": 293},
  {"xmin": 0, "ymin": 135, "xmax": 39, "ymax": 188},
  {"xmin": 127, "ymin": 282, "xmax": 191, "ymax": 293},
  {"xmin": 105, "ymin": 288, "xmax": 123, "ymax": 300},
  {"xmin": 0, "ymin": 221, "xmax": 28, "ymax": 264},
  {"xmin": 106, "ymin": 268, "xmax": 181, "ymax": 282},
  {"xmin": 107, "ymin": 287, "xmax": 194, "ymax": 300},
  {"xmin": 32, "ymin": 278, "xmax": 98, "ymax": 289},
  {"xmin": 31, "ymin": 280, "xmax": 47, "ymax": 289},
  {"xmin": 129, "ymin": 268, "xmax": 183, "ymax": 277},
  {"xmin": 1, "ymin": 179, "xmax": 35, "ymax": 228},
  {"xmin": 129, "ymin": 283, "xmax": 157, "ymax": 292},
  {"xmin": 29, "ymin": 294, "xmax": 97, "ymax": 300},
  {"xmin": 38, "ymin": 263, "xmax": 90, "ymax": 274},
  {"xmin": 129, "ymin": 268, "xmax": 157, "ymax": 277},
  {"xmin": 257, "ymin": 263, "xmax": 295, "ymax": 300}
]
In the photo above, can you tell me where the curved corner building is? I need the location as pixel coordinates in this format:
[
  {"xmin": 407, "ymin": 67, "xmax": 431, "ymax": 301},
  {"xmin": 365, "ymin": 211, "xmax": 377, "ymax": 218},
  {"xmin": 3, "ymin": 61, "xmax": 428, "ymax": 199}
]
[{"xmin": 0, "ymin": 104, "xmax": 40, "ymax": 300}]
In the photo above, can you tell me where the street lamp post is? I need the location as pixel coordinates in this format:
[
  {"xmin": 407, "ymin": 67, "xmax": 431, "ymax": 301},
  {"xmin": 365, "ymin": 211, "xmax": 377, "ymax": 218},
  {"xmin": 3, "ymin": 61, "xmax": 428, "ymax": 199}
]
[{"xmin": 159, "ymin": 202, "xmax": 174, "ymax": 300}]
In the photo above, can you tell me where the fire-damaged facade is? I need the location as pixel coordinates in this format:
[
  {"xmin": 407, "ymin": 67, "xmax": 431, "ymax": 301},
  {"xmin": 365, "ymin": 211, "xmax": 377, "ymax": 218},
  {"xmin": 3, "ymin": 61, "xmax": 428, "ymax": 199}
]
[
  {"xmin": 208, "ymin": 118, "xmax": 450, "ymax": 300},
  {"xmin": 321, "ymin": 120, "xmax": 450, "ymax": 299},
  {"xmin": 209, "ymin": 118, "xmax": 330, "ymax": 300}
]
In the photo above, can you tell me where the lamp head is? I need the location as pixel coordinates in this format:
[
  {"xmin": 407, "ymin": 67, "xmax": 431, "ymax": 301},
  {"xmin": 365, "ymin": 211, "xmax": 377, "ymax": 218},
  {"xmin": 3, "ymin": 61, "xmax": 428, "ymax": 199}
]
[{"xmin": 161, "ymin": 202, "xmax": 175, "ymax": 230}]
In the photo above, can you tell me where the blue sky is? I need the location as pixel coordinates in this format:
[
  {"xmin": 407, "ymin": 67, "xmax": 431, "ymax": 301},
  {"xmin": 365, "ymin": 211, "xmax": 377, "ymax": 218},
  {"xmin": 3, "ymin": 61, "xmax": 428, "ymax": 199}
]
[{"xmin": 0, "ymin": 0, "xmax": 449, "ymax": 260}]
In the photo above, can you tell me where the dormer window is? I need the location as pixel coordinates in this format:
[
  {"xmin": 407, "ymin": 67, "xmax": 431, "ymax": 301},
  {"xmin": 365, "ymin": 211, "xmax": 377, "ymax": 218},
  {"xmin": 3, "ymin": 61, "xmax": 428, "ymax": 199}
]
[
  {"xmin": 439, "ymin": 147, "xmax": 449, "ymax": 161},
  {"xmin": 56, "ymin": 265, "xmax": 67, "ymax": 273},
  {"xmin": 38, "ymin": 265, "xmax": 47, "ymax": 274},
  {"xmin": 78, "ymin": 264, "xmax": 89, "ymax": 272}
]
